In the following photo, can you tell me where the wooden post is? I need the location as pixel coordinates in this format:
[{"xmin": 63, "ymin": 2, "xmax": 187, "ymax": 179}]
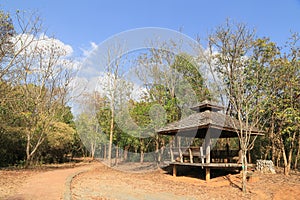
[
  {"xmin": 173, "ymin": 164, "xmax": 177, "ymax": 177},
  {"xmin": 170, "ymin": 136, "xmax": 174, "ymax": 162},
  {"xmin": 189, "ymin": 148, "xmax": 193, "ymax": 163},
  {"xmin": 200, "ymin": 146, "xmax": 204, "ymax": 169},
  {"xmin": 205, "ymin": 131, "xmax": 211, "ymax": 164},
  {"xmin": 205, "ymin": 130, "xmax": 211, "ymax": 182},
  {"xmin": 179, "ymin": 148, "xmax": 183, "ymax": 163},
  {"xmin": 177, "ymin": 136, "xmax": 183, "ymax": 163},
  {"xmin": 170, "ymin": 147, "xmax": 174, "ymax": 162},
  {"xmin": 206, "ymin": 168, "xmax": 210, "ymax": 181}
]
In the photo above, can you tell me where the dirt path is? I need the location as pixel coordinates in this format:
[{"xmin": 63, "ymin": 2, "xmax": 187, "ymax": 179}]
[
  {"xmin": 1, "ymin": 161, "xmax": 300, "ymax": 200},
  {"xmin": 5, "ymin": 162, "xmax": 98, "ymax": 200},
  {"xmin": 71, "ymin": 163, "xmax": 239, "ymax": 200},
  {"xmin": 71, "ymin": 162, "xmax": 300, "ymax": 200}
]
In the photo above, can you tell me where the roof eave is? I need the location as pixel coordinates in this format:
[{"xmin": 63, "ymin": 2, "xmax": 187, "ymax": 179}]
[{"xmin": 157, "ymin": 123, "xmax": 265, "ymax": 137}]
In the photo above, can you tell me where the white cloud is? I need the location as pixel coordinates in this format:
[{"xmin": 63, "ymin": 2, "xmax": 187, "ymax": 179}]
[
  {"xmin": 80, "ymin": 42, "xmax": 98, "ymax": 57},
  {"xmin": 11, "ymin": 33, "xmax": 78, "ymax": 78},
  {"xmin": 37, "ymin": 34, "xmax": 73, "ymax": 56},
  {"xmin": 12, "ymin": 33, "xmax": 73, "ymax": 57}
]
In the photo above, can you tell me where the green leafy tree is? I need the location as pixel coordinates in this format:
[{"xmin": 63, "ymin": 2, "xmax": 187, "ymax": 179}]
[
  {"xmin": 171, "ymin": 53, "xmax": 210, "ymax": 101},
  {"xmin": 0, "ymin": 10, "xmax": 15, "ymax": 70},
  {"xmin": 268, "ymin": 34, "xmax": 300, "ymax": 174},
  {"xmin": 101, "ymin": 43, "xmax": 132, "ymax": 166},
  {"xmin": 207, "ymin": 20, "xmax": 278, "ymax": 192},
  {"xmin": 133, "ymin": 40, "xmax": 209, "ymax": 164},
  {"xmin": 43, "ymin": 121, "xmax": 76, "ymax": 163},
  {"xmin": 76, "ymin": 113, "xmax": 106, "ymax": 159}
]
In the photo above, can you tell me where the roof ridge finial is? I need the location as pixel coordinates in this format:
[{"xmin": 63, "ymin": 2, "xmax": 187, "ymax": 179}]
[{"xmin": 190, "ymin": 100, "xmax": 224, "ymax": 113}]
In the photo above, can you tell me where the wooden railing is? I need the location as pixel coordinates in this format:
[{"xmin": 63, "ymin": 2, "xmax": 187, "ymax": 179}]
[{"xmin": 170, "ymin": 147, "xmax": 241, "ymax": 164}]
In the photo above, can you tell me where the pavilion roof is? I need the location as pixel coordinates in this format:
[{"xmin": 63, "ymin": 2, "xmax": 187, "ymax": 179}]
[{"xmin": 157, "ymin": 101, "xmax": 264, "ymax": 138}]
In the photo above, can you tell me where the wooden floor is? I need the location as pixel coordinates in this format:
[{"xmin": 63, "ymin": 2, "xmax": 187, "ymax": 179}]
[{"xmin": 170, "ymin": 162, "xmax": 256, "ymax": 181}]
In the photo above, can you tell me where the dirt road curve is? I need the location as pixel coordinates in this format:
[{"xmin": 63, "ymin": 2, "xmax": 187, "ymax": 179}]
[
  {"xmin": 5, "ymin": 163, "xmax": 97, "ymax": 200},
  {"xmin": 1, "ymin": 161, "xmax": 300, "ymax": 200}
]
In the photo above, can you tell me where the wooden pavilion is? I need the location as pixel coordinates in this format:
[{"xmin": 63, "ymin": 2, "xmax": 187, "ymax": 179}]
[{"xmin": 157, "ymin": 100, "xmax": 264, "ymax": 181}]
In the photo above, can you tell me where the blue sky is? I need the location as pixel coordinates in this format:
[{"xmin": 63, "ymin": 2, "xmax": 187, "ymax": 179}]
[{"xmin": 2, "ymin": 0, "xmax": 300, "ymax": 57}]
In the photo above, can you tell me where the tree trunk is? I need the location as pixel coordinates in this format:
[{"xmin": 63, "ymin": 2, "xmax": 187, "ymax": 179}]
[
  {"xmin": 103, "ymin": 144, "xmax": 107, "ymax": 159},
  {"xmin": 119, "ymin": 148, "xmax": 123, "ymax": 162},
  {"xmin": 140, "ymin": 138, "xmax": 144, "ymax": 164},
  {"xmin": 123, "ymin": 145, "xmax": 129, "ymax": 162},
  {"xmin": 140, "ymin": 150, "xmax": 144, "ymax": 164},
  {"xmin": 159, "ymin": 138, "xmax": 165, "ymax": 163},
  {"xmin": 287, "ymin": 131, "xmax": 296, "ymax": 172},
  {"xmin": 115, "ymin": 144, "xmax": 119, "ymax": 166},
  {"xmin": 281, "ymin": 141, "xmax": 289, "ymax": 175},
  {"xmin": 90, "ymin": 143, "xmax": 95, "ymax": 160},
  {"xmin": 276, "ymin": 150, "xmax": 281, "ymax": 167},
  {"xmin": 108, "ymin": 109, "xmax": 114, "ymax": 167},
  {"xmin": 25, "ymin": 133, "xmax": 31, "ymax": 167},
  {"xmin": 25, "ymin": 132, "xmax": 44, "ymax": 167},
  {"xmin": 287, "ymin": 148, "xmax": 292, "ymax": 173},
  {"xmin": 241, "ymin": 149, "xmax": 248, "ymax": 193},
  {"xmin": 155, "ymin": 135, "xmax": 159, "ymax": 164},
  {"xmin": 25, "ymin": 155, "xmax": 32, "ymax": 168},
  {"xmin": 271, "ymin": 141, "xmax": 276, "ymax": 163},
  {"xmin": 270, "ymin": 117, "xmax": 276, "ymax": 163},
  {"xmin": 280, "ymin": 130, "xmax": 297, "ymax": 175},
  {"xmin": 294, "ymin": 136, "xmax": 300, "ymax": 169},
  {"xmin": 248, "ymin": 150, "xmax": 251, "ymax": 164}
]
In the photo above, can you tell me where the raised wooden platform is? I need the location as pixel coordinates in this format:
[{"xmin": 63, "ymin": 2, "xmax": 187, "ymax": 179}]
[
  {"xmin": 170, "ymin": 162, "xmax": 256, "ymax": 168},
  {"xmin": 170, "ymin": 162, "xmax": 256, "ymax": 181}
]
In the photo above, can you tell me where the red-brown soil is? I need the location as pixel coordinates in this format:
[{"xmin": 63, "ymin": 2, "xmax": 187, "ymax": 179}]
[
  {"xmin": 0, "ymin": 161, "xmax": 95, "ymax": 200},
  {"xmin": 1, "ymin": 161, "xmax": 299, "ymax": 200}
]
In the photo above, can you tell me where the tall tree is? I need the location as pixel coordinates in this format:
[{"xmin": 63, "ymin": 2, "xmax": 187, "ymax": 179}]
[
  {"xmin": 76, "ymin": 112, "xmax": 105, "ymax": 159},
  {"xmin": 102, "ymin": 43, "xmax": 132, "ymax": 166},
  {"xmin": 270, "ymin": 33, "xmax": 300, "ymax": 175},
  {"xmin": 15, "ymin": 35, "xmax": 75, "ymax": 166},
  {"xmin": 171, "ymin": 53, "xmax": 209, "ymax": 101},
  {"xmin": 207, "ymin": 20, "xmax": 276, "ymax": 192},
  {"xmin": 0, "ymin": 10, "xmax": 15, "ymax": 67},
  {"xmin": 134, "ymin": 41, "xmax": 206, "ymax": 163},
  {"xmin": 76, "ymin": 92, "xmax": 110, "ymax": 160},
  {"xmin": 0, "ymin": 11, "xmax": 42, "ymax": 82}
]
